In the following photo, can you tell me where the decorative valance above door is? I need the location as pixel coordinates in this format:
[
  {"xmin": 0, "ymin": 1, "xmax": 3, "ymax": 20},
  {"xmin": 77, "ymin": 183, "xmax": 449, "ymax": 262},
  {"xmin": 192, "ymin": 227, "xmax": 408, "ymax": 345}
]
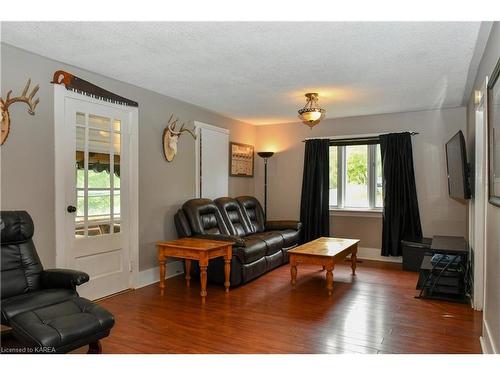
[{"xmin": 51, "ymin": 70, "xmax": 138, "ymax": 107}]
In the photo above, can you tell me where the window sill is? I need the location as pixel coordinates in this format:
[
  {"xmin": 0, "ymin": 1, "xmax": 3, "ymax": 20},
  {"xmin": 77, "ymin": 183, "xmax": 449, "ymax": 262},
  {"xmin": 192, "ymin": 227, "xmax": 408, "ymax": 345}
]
[{"xmin": 330, "ymin": 208, "xmax": 383, "ymax": 218}]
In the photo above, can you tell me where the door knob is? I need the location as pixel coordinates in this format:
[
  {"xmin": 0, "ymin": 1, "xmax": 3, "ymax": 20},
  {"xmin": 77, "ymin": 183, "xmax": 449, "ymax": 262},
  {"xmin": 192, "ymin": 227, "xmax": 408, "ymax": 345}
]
[{"xmin": 67, "ymin": 205, "xmax": 77, "ymax": 213}]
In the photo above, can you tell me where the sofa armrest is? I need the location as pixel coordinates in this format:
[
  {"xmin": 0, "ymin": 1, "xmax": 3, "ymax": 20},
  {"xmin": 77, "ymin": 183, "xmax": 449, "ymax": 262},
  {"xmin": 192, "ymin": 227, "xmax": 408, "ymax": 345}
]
[
  {"xmin": 41, "ymin": 269, "xmax": 90, "ymax": 290},
  {"xmin": 265, "ymin": 220, "xmax": 302, "ymax": 231},
  {"xmin": 194, "ymin": 234, "xmax": 245, "ymax": 247}
]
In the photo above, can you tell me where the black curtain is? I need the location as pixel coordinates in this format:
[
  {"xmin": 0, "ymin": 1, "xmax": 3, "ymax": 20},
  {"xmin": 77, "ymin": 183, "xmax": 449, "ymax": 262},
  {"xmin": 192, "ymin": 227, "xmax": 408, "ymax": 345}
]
[
  {"xmin": 380, "ymin": 132, "xmax": 422, "ymax": 256},
  {"xmin": 300, "ymin": 139, "xmax": 330, "ymax": 243}
]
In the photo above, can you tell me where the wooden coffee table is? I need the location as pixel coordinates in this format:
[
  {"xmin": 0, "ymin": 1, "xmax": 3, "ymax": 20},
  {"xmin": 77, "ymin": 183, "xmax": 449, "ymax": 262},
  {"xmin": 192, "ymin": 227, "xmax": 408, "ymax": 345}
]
[
  {"xmin": 157, "ymin": 237, "xmax": 233, "ymax": 303},
  {"xmin": 288, "ymin": 237, "xmax": 360, "ymax": 295}
]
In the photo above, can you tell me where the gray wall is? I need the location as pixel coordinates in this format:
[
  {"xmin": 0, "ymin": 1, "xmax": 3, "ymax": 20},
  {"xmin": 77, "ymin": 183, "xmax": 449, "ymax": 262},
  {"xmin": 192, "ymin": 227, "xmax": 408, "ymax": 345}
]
[
  {"xmin": 254, "ymin": 107, "xmax": 468, "ymax": 250},
  {"xmin": 0, "ymin": 43, "xmax": 255, "ymax": 271},
  {"xmin": 466, "ymin": 21, "xmax": 500, "ymax": 353}
]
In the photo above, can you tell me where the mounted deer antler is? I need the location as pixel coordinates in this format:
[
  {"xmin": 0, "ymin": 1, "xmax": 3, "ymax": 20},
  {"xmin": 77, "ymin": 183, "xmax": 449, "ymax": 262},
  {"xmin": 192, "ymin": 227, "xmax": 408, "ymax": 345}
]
[
  {"xmin": 162, "ymin": 114, "xmax": 197, "ymax": 162},
  {"xmin": 1, "ymin": 78, "xmax": 40, "ymax": 145}
]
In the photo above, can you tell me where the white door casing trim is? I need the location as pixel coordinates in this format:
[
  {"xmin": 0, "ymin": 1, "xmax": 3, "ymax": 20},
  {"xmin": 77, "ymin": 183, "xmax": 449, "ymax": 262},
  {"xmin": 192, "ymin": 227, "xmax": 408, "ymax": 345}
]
[
  {"xmin": 53, "ymin": 85, "xmax": 139, "ymax": 292},
  {"xmin": 471, "ymin": 78, "xmax": 488, "ymax": 311},
  {"xmin": 193, "ymin": 121, "xmax": 230, "ymax": 198}
]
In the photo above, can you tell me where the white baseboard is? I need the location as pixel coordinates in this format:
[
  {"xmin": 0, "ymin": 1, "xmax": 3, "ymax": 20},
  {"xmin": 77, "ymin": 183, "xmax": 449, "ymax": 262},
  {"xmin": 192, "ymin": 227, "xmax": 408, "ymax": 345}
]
[
  {"xmin": 356, "ymin": 247, "xmax": 402, "ymax": 263},
  {"xmin": 481, "ymin": 319, "xmax": 497, "ymax": 354},
  {"xmin": 137, "ymin": 261, "xmax": 184, "ymax": 289}
]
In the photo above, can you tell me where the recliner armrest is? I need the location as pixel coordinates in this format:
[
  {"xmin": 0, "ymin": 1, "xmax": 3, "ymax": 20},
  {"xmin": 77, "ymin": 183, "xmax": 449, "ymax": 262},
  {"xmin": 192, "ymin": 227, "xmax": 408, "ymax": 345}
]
[
  {"xmin": 194, "ymin": 234, "xmax": 245, "ymax": 247},
  {"xmin": 41, "ymin": 269, "xmax": 90, "ymax": 290},
  {"xmin": 265, "ymin": 220, "xmax": 302, "ymax": 231}
]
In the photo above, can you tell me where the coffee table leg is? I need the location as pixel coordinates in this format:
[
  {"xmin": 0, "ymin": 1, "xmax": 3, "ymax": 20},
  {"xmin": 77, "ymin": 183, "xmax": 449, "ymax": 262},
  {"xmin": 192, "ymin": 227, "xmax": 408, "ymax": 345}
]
[
  {"xmin": 199, "ymin": 259, "xmax": 208, "ymax": 303},
  {"xmin": 326, "ymin": 265, "xmax": 334, "ymax": 296},
  {"xmin": 185, "ymin": 259, "xmax": 192, "ymax": 286},
  {"xmin": 159, "ymin": 253, "xmax": 166, "ymax": 296},
  {"xmin": 224, "ymin": 247, "xmax": 231, "ymax": 293},
  {"xmin": 351, "ymin": 246, "xmax": 357, "ymax": 275},
  {"xmin": 290, "ymin": 256, "xmax": 297, "ymax": 287}
]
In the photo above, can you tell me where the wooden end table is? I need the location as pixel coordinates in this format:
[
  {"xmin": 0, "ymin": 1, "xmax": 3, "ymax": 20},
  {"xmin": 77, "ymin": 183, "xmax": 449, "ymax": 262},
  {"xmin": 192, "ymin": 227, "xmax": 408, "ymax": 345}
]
[
  {"xmin": 288, "ymin": 237, "xmax": 360, "ymax": 296},
  {"xmin": 157, "ymin": 237, "xmax": 233, "ymax": 303}
]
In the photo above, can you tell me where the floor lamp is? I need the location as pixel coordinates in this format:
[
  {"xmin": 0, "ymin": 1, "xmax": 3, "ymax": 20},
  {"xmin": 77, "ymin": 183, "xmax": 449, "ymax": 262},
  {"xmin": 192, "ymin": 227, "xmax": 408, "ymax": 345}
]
[{"xmin": 257, "ymin": 151, "xmax": 275, "ymax": 220}]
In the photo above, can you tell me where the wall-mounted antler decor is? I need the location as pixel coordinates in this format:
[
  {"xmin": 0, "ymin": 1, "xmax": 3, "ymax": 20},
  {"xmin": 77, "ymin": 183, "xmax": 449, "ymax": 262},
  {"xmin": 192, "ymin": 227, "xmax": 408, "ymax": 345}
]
[
  {"xmin": 162, "ymin": 114, "xmax": 196, "ymax": 162},
  {"xmin": 0, "ymin": 78, "xmax": 40, "ymax": 145}
]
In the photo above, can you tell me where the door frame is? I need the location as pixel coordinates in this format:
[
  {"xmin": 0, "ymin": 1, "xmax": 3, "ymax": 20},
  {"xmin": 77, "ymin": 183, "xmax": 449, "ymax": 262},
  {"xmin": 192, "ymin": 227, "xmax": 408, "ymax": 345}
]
[
  {"xmin": 193, "ymin": 121, "xmax": 230, "ymax": 198},
  {"xmin": 472, "ymin": 78, "xmax": 488, "ymax": 311},
  {"xmin": 53, "ymin": 84, "xmax": 140, "ymax": 290}
]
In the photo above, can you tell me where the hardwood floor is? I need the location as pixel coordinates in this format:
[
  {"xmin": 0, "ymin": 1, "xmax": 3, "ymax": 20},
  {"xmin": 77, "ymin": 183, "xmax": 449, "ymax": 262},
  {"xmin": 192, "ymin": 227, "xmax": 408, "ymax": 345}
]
[{"xmin": 94, "ymin": 259, "xmax": 482, "ymax": 354}]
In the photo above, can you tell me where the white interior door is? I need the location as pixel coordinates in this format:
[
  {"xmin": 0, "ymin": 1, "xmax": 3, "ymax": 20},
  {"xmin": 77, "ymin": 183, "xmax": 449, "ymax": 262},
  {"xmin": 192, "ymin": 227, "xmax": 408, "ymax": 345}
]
[
  {"xmin": 195, "ymin": 122, "xmax": 229, "ymax": 199},
  {"xmin": 63, "ymin": 98, "xmax": 132, "ymax": 300}
]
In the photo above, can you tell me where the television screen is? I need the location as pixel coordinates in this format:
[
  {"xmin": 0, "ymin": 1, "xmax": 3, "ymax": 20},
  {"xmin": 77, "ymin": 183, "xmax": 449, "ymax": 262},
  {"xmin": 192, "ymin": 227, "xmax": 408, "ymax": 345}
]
[{"xmin": 445, "ymin": 130, "xmax": 471, "ymax": 200}]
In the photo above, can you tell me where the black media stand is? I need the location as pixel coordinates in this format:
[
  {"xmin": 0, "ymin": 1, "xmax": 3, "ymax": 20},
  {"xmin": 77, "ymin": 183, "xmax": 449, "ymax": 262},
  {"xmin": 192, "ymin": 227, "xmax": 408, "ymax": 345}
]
[{"xmin": 416, "ymin": 236, "xmax": 469, "ymax": 303}]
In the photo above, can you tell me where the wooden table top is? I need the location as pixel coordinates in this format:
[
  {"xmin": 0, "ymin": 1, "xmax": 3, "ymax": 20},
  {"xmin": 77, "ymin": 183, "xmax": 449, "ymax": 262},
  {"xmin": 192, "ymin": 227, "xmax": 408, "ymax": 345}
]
[
  {"xmin": 157, "ymin": 237, "xmax": 233, "ymax": 251},
  {"xmin": 288, "ymin": 237, "xmax": 360, "ymax": 257}
]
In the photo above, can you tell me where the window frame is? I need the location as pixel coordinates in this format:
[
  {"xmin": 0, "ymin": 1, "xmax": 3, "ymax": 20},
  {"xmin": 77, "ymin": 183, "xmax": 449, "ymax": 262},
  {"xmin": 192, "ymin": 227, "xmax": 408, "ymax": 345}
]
[{"xmin": 329, "ymin": 143, "xmax": 383, "ymax": 211}]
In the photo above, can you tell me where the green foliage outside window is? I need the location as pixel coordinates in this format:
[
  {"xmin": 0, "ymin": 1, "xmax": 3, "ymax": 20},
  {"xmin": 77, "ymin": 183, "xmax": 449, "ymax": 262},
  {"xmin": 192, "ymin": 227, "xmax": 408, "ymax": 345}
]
[
  {"xmin": 346, "ymin": 146, "xmax": 368, "ymax": 185},
  {"xmin": 329, "ymin": 147, "xmax": 338, "ymax": 189}
]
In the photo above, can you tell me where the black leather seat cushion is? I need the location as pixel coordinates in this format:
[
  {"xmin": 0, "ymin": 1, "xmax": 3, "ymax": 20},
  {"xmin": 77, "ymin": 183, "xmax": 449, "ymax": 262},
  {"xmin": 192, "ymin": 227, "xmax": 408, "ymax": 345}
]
[
  {"xmin": 279, "ymin": 229, "xmax": 300, "ymax": 248},
  {"xmin": 10, "ymin": 296, "xmax": 114, "ymax": 352},
  {"xmin": 246, "ymin": 232, "xmax": 284, "ymax": 255},
  {"xmin": 1, "ymin": 289, "xmax": 76, "ymax": 324},
  {"xmin": 233, "ymin": 238, "xmax": 267, "ymax": 264}
]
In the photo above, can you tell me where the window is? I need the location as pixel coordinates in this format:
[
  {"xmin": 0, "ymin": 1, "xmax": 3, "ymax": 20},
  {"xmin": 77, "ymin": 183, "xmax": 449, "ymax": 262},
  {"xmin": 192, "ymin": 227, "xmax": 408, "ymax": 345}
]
[{"xmin": 329, "ymin": 143, "xmax": 383, "ymax": 210}]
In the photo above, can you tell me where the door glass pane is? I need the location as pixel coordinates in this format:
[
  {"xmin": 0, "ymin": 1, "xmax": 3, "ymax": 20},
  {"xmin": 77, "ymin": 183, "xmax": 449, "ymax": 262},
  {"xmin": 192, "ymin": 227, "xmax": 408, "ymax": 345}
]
[
  {"xmin": 87, "ymin": 189, "xmax": 112, "ymax": 237},
  {"xmin": 345, "ymin": 145, "xmax": 369, "ymax": 207},
  {"xmin": 87, "ymin": 155, "xmax": 112, "ymax": 189},
  {"xmin": 89, "ymin": 129, "xmax": 111, "ymax": 153},
  {"xmin": 114, "ymin": 189, "xmax": 121, "ymax": 233},
  {"xmin": 113, "ymin": 119, "xmax": 121, "ymax": 132},
  {"xmin": 375, "ymin": 144, "xmax": 383, "ymax": 207},
  {"xmin": 74, "ymin": 111, "xmax": 120, "ymax": 238},
  {"xmin": 76, "ymin": 112, "xmax": 85, "ymax": 126},
  {"xmin": 329, "ymin": 146, "xmax": 338, "ymax": 206},
  {"xmin": 89, "ymin": 114, "xmax": 111, "ymax": 131}
]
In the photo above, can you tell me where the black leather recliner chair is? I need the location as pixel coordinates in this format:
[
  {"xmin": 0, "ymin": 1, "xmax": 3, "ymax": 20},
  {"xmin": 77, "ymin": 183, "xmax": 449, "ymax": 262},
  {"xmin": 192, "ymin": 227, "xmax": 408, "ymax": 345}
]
[
  {"xmin": 174, "ymin": 196, "xmax": 301, "ymax": 286},
  {"xmin": 1, "ymin": 211, "xmax": 115, "ymax": 353}
]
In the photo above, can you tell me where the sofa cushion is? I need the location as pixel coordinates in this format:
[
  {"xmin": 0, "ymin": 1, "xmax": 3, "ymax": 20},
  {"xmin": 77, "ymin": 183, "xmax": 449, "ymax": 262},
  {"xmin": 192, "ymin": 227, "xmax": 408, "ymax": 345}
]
[
  {"xmin": 182, "ymin": 198, "xmax": 229, "ymax": 235},
  {"xmin": 236, "ymin": 196, "xmax": 266, "ymax": 233},
  {"xmin": 265, "ymin": 250, "xmax": 284, "ymax": 271},
  {"xmin": 246, "ymin": 232, "xmax": 284, "ymax": 255},
  {"xmin": 10, "ymin": 297, "xmax": 114, "ymax": 352},
  {"xmin": 241, "ymin": 257, "xmax": 267, "ymax": 283},
  {"xmin": 233, "ymin": 238, "xmax": 267, "ymax": 264},
  {"xmin": 279, "ymin": 229, "xmax": 301, "ymax": 248},
  {"xmin": 1, "ymin": 289, "xmax": 76, "ymax": 323},
  {"xmin": 215, "ymin": 197, "xmax": 251, "ymax": 237}
]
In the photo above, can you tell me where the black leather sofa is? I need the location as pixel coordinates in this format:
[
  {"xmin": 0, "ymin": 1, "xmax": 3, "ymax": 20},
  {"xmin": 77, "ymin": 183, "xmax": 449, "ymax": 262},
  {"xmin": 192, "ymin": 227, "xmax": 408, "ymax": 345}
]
[
  {"xmin": 0, "ymin": 211, "xmax": 115, "ymax": 353},
  {"xmin": 174, "ymin": 196, "xmax": 301, "ymax": 286}
]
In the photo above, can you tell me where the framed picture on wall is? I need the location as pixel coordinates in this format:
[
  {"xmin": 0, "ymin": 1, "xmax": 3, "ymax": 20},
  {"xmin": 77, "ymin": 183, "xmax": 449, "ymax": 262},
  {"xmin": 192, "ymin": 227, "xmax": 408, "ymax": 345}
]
[
  {"xmin": 229, "ymin": 142, "xmax": 254, "ymax": 177},
  {"xmin": 488, "ymin": 57, "xmax": 500, "ymax": 207}
]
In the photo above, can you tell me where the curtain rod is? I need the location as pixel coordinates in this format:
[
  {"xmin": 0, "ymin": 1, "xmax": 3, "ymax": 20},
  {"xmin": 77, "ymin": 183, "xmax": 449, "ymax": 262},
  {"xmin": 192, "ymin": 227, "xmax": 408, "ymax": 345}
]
[{"xmin": 302, "ymin": 131, "xmax": 419, "ymax": 142}]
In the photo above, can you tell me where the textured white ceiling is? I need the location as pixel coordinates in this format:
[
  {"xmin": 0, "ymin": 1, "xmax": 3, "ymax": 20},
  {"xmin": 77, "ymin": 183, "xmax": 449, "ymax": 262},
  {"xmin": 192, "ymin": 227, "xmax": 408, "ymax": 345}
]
[{"xmin": 1, "ymin": 22, "xmax": 484, "ymax": 125}]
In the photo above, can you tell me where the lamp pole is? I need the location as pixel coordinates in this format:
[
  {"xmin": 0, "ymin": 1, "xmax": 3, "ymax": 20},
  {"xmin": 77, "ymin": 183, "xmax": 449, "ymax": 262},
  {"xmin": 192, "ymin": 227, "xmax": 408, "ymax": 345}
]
[{"xmin": 257, "ymin": 151, "xmax": 275, "ymax": 220}]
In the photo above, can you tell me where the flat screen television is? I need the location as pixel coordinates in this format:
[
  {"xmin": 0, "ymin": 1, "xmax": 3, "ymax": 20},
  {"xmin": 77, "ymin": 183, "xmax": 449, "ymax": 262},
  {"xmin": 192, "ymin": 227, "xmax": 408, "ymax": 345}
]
[{"xmin": 445, "ymin": 130, "xmax": 471, "ymax": 200}]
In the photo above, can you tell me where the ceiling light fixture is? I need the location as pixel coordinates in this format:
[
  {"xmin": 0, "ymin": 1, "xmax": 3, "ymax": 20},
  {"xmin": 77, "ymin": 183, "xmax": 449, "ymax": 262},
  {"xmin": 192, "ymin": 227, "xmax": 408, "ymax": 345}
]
[{"xmin": 297, "ymin": 93, "xmax": 326, "ymax": 129}]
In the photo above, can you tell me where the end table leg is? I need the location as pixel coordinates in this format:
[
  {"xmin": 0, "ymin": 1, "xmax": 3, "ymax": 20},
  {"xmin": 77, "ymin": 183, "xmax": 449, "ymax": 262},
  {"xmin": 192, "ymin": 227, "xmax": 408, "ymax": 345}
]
[
  {"xmin": 185, "ymin": 259, "xmax": 192, "ymax": 286},
  {"xmin": 290, "ymin": 256, "xmax": 297, "ymax": 288},
  {"xmin": 224, "ymin": 248, "xmax": 231, "ymax": 293},
  {"xmin": 326, "ymin": 265, "xmax": 334, "ymax": 296},
  {"xmin": 199, "ymin": 261, "xmax": 208, "ymax": 303},
  {"xmin": 159, "ymin": 255, "xmax": 166, "ymax": 296},
  {"xmin": 351, "ymin": 246, "xmax": 357, "ymax": 275}
]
